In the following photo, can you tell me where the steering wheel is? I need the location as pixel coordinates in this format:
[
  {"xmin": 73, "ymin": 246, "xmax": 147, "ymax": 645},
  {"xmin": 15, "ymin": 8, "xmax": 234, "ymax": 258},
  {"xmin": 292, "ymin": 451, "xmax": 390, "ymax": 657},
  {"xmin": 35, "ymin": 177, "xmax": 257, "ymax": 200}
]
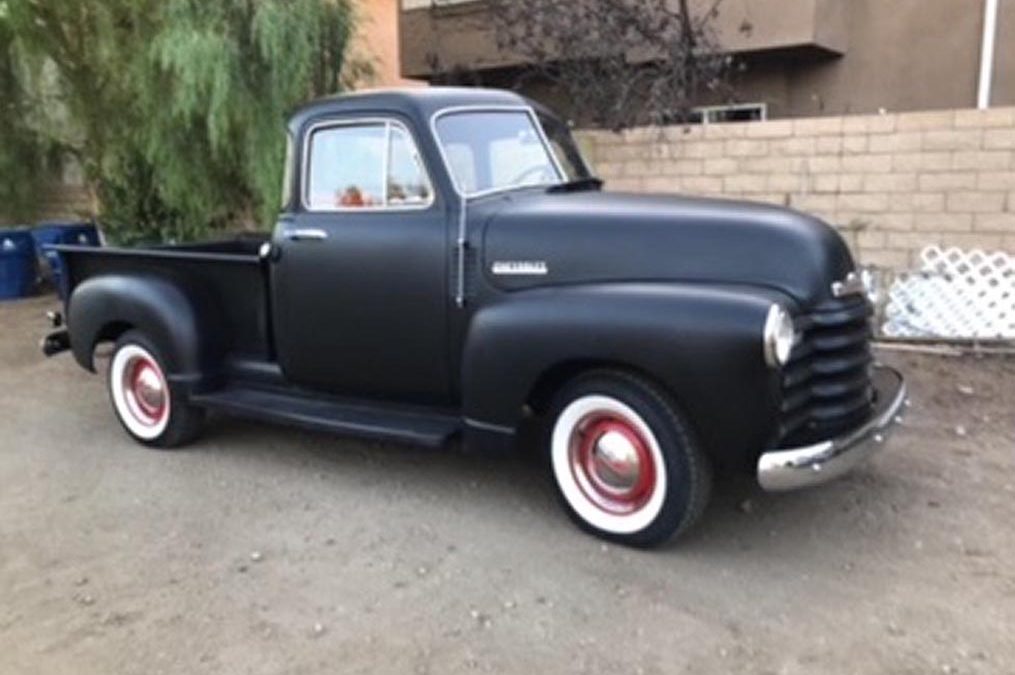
[{"xmin": 508, "ymin": 164, "xmax": 556, "ymax": 187}]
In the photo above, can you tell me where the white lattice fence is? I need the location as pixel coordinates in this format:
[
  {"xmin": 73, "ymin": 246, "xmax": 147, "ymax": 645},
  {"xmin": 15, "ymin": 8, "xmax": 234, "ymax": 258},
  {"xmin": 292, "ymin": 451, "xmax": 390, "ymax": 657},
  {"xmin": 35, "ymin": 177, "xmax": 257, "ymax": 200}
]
[{"xmin": 879, "ymin": 247, "xmax": 1015, "ymax": 340}]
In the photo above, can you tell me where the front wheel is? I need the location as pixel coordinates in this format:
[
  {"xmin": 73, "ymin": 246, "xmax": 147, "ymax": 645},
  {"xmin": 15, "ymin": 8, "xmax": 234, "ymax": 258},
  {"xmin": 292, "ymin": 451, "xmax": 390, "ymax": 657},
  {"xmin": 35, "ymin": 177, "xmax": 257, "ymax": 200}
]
[
  {"xmin": 108, "ymin": 331, "xmax": 205, "ymax": 448},
  {"xmin": 548, "ymin": 371, "xmax": 712, "ymax": 548}
]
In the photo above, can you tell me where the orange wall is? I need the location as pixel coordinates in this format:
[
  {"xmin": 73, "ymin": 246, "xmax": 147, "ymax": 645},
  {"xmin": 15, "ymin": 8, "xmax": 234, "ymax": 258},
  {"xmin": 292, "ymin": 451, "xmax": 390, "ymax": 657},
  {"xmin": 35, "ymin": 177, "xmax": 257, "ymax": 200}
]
[{"xmin": 354, "ymin": 0, "xmax": 420, "ymax": 87}]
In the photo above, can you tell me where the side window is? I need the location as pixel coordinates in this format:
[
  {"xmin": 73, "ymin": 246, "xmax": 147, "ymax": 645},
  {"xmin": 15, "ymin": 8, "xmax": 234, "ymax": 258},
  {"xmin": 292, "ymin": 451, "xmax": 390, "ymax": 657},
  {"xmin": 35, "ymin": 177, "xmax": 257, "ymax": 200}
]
[
  {"xmin": 305, "ymin": 120, "xmax": 433, "ymax": 211},
  {"xmin": 307, "ymin": 123, "xmax": 386, "ymax": 209},
  {"xmin": 387, "ymin": 126, "xmax": 431, "ymax": 206}
]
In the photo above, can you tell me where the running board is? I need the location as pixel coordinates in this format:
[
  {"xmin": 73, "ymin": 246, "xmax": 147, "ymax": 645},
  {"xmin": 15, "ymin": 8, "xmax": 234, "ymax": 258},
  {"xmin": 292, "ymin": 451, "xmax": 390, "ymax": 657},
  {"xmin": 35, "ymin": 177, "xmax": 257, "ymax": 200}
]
[{"xmin": 190, "ymin": 386, "xmax": 461, "ymax": 448}]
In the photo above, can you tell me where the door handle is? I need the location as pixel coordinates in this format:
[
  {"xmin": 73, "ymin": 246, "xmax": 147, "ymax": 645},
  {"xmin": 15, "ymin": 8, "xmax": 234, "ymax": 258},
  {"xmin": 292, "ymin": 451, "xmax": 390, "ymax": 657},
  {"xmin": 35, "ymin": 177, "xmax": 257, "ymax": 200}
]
[{"xmin": 284, "ymin": 228, "xmax": 328, "ymax": 242}]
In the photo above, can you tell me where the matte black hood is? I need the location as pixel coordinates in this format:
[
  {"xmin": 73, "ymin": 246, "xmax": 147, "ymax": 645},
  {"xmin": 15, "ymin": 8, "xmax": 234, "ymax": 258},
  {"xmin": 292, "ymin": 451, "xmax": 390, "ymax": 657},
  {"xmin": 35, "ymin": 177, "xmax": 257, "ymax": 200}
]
[{"xmin": 482, "ymin": 190, "xmax": 855, "ymax": 306}]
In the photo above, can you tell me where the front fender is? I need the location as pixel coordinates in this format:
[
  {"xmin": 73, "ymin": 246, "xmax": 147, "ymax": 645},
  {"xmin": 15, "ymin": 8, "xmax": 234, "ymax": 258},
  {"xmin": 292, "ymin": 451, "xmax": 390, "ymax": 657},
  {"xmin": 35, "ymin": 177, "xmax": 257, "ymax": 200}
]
[
  {"xmin": 462, "ymin": 283, "xmax": 796, "ymax": 466},
  {"xmin": 67, "ymin": 274, "xmax": 225, "ymax": 382}
]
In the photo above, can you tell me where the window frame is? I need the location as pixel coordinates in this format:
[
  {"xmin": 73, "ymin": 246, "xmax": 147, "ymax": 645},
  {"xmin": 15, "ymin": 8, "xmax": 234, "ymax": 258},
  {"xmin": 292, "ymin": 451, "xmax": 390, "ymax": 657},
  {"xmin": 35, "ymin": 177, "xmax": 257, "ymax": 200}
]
[
  {"xmin": 693, "ymin": 102, "xmax": 768, "ymax": 125},
  {"xmin": 281, "ymin": 131, "xmax": 295, "ymax": 210},
  {"xmin": 301, "ymin": 116, "xmax": 436, "ymax": 214},
  {"xmin": 430, "ymin": 105, "xmax": 567, "ymax": 200}
]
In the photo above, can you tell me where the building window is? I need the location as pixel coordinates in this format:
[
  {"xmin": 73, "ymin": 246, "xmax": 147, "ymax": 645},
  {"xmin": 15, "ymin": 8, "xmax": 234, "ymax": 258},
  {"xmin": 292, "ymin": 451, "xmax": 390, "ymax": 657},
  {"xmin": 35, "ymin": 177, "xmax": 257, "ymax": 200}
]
[{"xmin": 691, "ymin": 103, "xmax": 768, "ymax": 124}]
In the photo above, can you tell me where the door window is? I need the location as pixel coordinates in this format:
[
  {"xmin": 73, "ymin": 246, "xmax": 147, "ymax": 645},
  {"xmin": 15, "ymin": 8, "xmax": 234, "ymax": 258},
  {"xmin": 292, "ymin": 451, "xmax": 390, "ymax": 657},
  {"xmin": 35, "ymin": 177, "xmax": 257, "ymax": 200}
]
[
  {"xmin": 305, "ymin": 120, "xmax": 432, "ymax": 211},
  {"xmin": 388, "ymin": 126, "xmax": 432, "ymax": 206}
]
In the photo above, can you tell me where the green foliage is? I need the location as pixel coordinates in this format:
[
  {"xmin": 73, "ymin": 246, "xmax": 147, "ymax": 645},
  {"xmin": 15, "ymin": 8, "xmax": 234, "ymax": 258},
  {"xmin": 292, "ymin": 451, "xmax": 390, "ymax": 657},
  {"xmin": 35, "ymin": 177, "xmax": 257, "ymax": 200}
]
[
  {"xmin": 0, "ymin": 0, "xmax": 360, "ymax": 242},
  {"xmin": 0, "ymin": 12, "xmax": 58, "ymax": 222}
]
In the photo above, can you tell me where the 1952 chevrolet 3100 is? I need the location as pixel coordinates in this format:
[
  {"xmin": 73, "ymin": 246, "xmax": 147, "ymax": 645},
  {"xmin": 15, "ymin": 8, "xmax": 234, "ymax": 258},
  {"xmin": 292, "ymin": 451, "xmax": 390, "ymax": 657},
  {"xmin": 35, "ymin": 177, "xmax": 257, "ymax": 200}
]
[{"xmin": 43, "ymin": 88, "xmax": 907, "ymax": 547}]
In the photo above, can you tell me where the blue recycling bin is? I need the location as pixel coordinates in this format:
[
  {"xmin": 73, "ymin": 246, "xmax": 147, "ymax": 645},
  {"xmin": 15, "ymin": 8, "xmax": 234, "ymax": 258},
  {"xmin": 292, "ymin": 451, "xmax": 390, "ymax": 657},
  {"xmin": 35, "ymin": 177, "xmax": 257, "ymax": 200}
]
[
  {"xmin": 0, "ymin": 228, "xmax": 39, "ymax": 300},
  {"xmin": 32, "ymin": 221, "xmax": 101, "ymax": 298}
]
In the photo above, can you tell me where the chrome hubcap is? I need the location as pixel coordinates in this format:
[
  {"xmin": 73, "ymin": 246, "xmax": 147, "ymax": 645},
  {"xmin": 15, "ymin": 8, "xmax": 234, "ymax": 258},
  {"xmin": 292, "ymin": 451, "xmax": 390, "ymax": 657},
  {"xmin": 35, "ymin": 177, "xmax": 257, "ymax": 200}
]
[
  {"xmin": 122, "ymin": 356, "xmax": 167, "ymax": 425},
  {"xmin": 570, "ymin": 414, "xmax": 656, "ymax": 515},
  {"xmin": 591, "ymin": 430, "xmax": 643, "ymax": 492},
  {"xmin": 133, "ymin": 364, "xmax": 165, "ymax": 415}
]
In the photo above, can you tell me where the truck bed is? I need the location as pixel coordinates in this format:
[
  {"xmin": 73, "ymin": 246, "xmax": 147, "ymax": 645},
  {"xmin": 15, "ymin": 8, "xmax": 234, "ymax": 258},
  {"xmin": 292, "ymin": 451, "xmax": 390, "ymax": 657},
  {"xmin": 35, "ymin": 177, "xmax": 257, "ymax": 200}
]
[{"xmin": 56, "ymin": 237, "xmax": 273, "ymax": 361}]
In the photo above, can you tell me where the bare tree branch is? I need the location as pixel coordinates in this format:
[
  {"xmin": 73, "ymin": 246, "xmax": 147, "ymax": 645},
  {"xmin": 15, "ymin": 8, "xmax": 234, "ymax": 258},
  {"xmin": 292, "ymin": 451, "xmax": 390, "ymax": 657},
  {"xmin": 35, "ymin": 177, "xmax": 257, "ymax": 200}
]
[{"xmin": 425, "ymin": 0, "xmax": 735, "ymax": 130}]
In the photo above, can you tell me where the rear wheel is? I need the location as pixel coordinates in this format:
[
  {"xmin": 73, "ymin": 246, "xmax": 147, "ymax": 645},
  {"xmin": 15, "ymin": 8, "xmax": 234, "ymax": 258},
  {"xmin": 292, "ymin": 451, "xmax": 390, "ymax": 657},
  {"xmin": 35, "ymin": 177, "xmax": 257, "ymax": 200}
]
[
  {"xmin": 548, "ymin": 371, "xmax": 712, "ymax": 548},
  {"xmin": 108, "ymin": 331, "xmax": 204, "ymax": 448}
]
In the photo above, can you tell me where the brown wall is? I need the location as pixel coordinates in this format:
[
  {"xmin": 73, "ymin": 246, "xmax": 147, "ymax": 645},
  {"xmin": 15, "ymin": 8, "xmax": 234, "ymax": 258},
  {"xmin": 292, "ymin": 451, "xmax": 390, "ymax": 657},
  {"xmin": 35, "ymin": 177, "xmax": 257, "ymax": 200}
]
[
  {"xmin": 401, "ymin": 0, "xmax": 1015, "ymax": 119},
  {"xmin": 401, "ymin": 0, "xmax": 848, "ymax": 75},
  {"xmin": 705, "ymin": 0, "xmax": 848, "ymax": 55},
  {"xmin": 744, "ymin": 0, "xmax": 992, "ymax": 118},
  {"xmin": 995, "ymin": 0, "xmax": 1015, "ymax": 106},
  {"xmin": 578, "ymin": 107, "xmax": 1015, "ymax": 270}
]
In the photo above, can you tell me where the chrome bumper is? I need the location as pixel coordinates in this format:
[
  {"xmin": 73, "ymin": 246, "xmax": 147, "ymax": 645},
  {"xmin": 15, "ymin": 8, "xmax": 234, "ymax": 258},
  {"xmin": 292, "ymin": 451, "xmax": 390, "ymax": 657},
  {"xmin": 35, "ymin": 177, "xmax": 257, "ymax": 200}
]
[{"xmin": 758, "ymin": 366, "xmax": 907, "ymax": 491}]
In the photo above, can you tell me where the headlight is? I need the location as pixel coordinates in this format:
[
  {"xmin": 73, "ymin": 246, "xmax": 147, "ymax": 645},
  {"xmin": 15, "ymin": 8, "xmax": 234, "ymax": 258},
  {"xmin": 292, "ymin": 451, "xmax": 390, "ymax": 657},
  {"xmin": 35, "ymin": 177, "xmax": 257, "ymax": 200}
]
[{"xmin": 763, "ymin": 304, "xmax": 796, "ymax": 368}]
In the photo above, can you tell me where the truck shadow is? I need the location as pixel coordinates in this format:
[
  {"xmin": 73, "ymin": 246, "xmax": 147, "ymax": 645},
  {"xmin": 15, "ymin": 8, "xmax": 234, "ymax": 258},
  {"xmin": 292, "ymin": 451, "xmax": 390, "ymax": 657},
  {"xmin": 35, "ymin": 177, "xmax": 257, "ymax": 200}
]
[{"xmin": 192, "ymin": 412, "xmax": 905, "ymax": 561}]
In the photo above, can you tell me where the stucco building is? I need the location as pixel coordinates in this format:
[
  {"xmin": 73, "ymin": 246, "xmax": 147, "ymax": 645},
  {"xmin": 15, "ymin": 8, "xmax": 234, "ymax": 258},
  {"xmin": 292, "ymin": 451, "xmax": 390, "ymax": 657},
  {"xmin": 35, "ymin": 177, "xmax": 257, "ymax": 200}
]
[
  {"xmin": 353, "ymin": 0, "xmax": 422, "ymax": 87},
  {"xmin": 400, "ymin": 0, "xmax": 1015, "ymax": 121}
]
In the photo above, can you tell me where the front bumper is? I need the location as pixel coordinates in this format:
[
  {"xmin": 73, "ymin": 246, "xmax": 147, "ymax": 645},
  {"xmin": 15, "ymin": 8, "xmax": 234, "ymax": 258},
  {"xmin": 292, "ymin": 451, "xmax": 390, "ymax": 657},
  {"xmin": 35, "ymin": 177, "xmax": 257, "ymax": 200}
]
[{"xmin": 757, "ymin": 366, "xmax": 907, "ymax": 491}]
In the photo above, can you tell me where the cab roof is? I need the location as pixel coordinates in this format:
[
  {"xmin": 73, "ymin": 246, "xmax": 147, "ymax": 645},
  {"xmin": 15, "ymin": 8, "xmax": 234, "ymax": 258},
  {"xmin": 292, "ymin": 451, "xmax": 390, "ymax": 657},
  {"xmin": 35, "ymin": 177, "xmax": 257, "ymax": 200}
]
[{"xmin": 288, "ymin": 87, "xmax": 536, "ymax": 133}]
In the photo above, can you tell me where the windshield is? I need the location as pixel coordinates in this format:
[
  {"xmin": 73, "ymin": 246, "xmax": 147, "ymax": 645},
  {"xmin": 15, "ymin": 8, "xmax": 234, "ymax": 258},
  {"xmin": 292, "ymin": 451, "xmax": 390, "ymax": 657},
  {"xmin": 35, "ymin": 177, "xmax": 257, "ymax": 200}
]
[
  {"xmin": 434, "ymin": 109, "xmax": 591, "ymax": 197},
  {"xmin": 537, "ymin": 112, "xmax": 594, "ymax": 183}
]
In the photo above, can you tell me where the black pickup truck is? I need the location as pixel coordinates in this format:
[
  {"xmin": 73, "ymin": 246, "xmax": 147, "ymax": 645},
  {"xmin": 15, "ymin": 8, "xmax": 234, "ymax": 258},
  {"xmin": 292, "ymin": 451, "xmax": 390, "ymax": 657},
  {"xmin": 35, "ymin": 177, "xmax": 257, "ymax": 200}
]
[{"xmin": 44, "ymin": 88, "xmax": 906, "ymax": 547}]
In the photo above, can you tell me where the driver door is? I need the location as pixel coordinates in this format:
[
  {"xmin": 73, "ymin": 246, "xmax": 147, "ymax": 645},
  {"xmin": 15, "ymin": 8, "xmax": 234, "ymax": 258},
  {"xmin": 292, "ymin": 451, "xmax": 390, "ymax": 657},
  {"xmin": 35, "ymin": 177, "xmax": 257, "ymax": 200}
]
[{"xmin": 270, "ymin": 117, "xmax": 450, "ymax": 403}]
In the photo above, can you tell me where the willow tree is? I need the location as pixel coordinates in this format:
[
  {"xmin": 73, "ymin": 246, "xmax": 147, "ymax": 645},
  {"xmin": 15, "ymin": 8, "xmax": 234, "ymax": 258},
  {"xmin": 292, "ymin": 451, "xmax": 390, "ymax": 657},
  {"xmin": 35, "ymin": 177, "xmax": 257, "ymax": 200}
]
[
  {"xmin": 0, "ymin": 13, "xmax": 56, "ymax": 222},
  {"xmin": 0, "ymin": 0, "xmax": 360, "ymax": 242}
]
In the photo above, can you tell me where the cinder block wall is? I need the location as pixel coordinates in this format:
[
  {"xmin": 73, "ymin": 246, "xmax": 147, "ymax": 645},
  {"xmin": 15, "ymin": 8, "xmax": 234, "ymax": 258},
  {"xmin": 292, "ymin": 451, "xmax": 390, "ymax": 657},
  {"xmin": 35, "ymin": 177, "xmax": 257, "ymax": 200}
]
[{"xmin": 578, "ymin": 108, "xmax": 1015, "ymax": 270}]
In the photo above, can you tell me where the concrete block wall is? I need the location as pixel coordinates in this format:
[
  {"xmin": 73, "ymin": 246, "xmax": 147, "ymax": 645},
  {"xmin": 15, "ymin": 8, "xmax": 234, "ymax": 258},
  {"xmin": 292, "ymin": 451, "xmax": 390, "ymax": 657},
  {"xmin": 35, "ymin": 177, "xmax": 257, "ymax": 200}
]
[{"xmin": 578, "ymin": 108, "xmax": 1015, "ymax": 270}]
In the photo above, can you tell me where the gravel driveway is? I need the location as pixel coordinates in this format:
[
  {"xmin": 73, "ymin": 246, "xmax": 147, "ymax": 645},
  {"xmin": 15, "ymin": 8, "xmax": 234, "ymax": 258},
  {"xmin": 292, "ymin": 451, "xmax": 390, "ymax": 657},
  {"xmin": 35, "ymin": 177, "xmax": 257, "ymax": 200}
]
[{"xmin": 2, "ymin": 294, "xmax": 1014, "ymax": 674}]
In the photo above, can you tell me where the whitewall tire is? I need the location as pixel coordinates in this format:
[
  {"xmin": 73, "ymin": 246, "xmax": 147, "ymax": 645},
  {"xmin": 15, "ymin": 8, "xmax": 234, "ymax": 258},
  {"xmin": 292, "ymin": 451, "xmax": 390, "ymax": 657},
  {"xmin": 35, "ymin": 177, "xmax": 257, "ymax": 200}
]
[
  {"xmin": 110, "ymin": 343, "xmax": 171, "ymax": 440},
  {"xmin": 548, "ymin": 371, "xmax": 712, "ymax": 547},
  {"xmin": 108, "ymin": 331, "xmax": 205, "ymax": 448}
]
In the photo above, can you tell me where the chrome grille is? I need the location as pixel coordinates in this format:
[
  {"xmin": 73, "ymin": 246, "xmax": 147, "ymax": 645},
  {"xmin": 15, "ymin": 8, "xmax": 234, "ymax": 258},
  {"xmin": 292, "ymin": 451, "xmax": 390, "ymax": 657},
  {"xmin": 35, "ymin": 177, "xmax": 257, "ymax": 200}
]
[{"xmin": 779, "ymin": 295, "xmax": 875, "ymax": 445}]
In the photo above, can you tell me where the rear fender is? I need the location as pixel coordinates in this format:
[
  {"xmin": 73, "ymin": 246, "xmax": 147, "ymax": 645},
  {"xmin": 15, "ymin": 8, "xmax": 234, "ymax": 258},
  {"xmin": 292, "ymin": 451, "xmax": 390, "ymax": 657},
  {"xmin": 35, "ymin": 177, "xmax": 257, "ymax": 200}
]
[{"xmin": 67, "ymin": 275, "xmax": 226, "ymax": 384}]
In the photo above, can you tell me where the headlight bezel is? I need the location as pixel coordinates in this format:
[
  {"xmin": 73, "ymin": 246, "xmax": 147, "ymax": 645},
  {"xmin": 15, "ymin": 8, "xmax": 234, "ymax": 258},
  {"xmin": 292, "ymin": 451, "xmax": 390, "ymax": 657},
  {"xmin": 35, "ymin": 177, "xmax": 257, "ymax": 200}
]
[{"xmin": 763, "ymin": 304, "xmax": 796, "ymax": 368}]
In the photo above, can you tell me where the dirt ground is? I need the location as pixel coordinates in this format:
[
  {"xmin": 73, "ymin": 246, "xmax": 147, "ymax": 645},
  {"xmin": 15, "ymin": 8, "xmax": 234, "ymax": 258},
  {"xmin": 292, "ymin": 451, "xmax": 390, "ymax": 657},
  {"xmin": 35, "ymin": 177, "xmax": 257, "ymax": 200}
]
[{"xmin": 1, "ymin": 294, "xmax": 1014, "ymax": 675}]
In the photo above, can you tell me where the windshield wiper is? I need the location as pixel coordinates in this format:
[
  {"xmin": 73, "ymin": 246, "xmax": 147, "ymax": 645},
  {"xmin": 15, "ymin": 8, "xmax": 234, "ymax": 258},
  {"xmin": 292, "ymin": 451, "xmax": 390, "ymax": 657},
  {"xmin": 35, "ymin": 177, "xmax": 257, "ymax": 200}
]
[{"xmin": 547, "ymin": 177, "xmax": 604, "ymax": 193}]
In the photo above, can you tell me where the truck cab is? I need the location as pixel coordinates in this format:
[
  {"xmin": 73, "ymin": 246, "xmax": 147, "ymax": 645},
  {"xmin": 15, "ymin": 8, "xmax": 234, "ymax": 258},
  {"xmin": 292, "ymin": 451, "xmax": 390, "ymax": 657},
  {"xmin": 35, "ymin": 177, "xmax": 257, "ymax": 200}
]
[{"xmin": 45, "ymin": 88, "xmax": 906, "ymax": 547}]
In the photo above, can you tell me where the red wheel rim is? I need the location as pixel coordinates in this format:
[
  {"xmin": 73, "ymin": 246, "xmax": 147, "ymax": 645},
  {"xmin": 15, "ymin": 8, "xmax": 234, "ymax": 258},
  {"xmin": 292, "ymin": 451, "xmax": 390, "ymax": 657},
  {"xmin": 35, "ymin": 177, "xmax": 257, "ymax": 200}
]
[
  {"xmin": 569, "ymin": 413, "xmax": 656, "ymax": 515},
  {"xmin": 122, "ymin": 356, "xmax": 167, "ymax": 427}
]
